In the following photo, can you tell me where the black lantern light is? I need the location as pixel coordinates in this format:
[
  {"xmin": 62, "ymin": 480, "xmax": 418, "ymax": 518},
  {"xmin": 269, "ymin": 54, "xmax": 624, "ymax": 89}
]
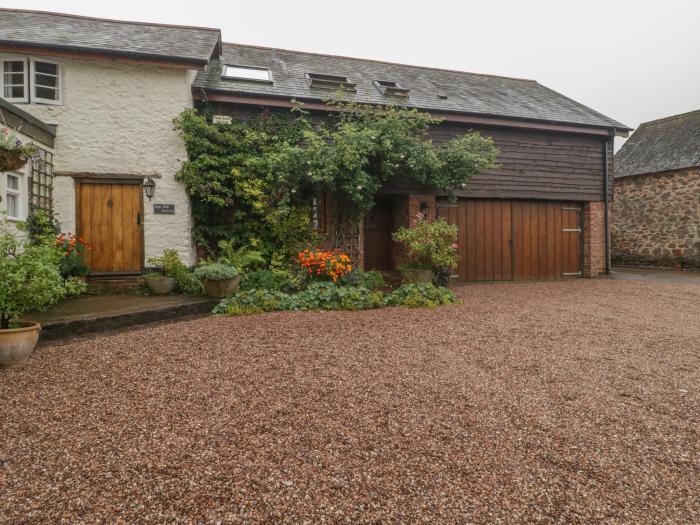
[{"xmin": 143, "ymin": 177, "xmax": 156, "ymax": 201}]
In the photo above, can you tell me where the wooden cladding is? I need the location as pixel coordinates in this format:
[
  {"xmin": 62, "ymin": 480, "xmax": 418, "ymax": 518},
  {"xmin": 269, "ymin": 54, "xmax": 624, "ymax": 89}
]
[
  {"xmin": 76, "ymin": 182, "xmax": 143, "ymax": 274},
  {"xmin": 438, "ymin": 199, "xmax": 582, "ymax": 281}
]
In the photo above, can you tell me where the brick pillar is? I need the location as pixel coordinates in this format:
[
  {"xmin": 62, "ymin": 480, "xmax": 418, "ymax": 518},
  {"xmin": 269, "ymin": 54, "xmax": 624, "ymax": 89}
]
[
  {"xmin": 407, "ymin": 194, "xmax": 437, "ymax": 225},
  {"xmin": 583, "ymin": 201, "xmax": 606, "ymax": 277}
]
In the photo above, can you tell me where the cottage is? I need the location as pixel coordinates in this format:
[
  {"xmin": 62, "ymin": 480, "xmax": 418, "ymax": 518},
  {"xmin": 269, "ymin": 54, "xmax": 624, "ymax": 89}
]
[
  {"xmin": 612, "ymin": 110, "xmax": 700, "ymax": 268},
  {"xmin": 1, "ymin": 8, "xmax": 630, "ymax": 282}
]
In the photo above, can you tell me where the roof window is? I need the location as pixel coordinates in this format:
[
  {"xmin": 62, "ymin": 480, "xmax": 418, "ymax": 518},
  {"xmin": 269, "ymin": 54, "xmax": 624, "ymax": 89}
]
[
  {"xmin": 221, "ymin": 65, "xmax": 272, "ymax": 83},
  {"xmin": 305, "ymin": 73, "xmax": 356, "ymax": 92},
  {"xmin": 373, "ymin": 80, "xmax": 409, "ymax": 97}
]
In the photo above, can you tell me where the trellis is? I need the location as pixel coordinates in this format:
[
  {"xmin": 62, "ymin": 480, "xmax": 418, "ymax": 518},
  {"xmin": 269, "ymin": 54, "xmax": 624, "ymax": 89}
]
[{"xmin": 28, "ymin": 148, "xmax": 54, "ymax": 213}]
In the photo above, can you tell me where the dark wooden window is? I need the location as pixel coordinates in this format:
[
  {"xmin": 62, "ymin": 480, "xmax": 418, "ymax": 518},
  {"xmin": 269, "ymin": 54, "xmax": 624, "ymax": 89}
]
[
  {"xmin": 373, "ymin": 80, "xmax": 409, "ymax": 97},
  {"xmin": 305, "ymin": 73, "xmax": 356, "ymax": 92},
  {"xmin": 29, "ymin": 148, "xmax": 54, "ymax": 213}
]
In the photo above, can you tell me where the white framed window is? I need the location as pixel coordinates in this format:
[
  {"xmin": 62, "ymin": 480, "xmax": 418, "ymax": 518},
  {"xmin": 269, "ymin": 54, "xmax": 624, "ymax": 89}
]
[
  {"xmin": 1, "ymin": 58, "xmax": 28, "ymax": 103},
  {"xmin": 30, "ymin": 58, "xmax": 62, "ymax": 105},
  {"xmin": 5, "ymin": 172, "xmax": 24, "ymax": 220}
]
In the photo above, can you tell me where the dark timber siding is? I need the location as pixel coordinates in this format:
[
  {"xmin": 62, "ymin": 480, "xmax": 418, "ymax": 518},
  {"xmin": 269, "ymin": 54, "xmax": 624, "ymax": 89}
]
[{"xmin": 203, "ymin": 102, "xmax": 612, "ymax": 202}]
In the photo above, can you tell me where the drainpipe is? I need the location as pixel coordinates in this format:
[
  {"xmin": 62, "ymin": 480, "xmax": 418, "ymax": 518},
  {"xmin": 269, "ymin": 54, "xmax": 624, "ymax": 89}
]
[{"xmin": 603, "ymin": 131, "xmax": 613, "ymax": 275}]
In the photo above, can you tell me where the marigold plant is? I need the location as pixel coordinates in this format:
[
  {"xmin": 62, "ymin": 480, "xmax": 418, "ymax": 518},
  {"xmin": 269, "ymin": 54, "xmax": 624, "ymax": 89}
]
[{"xmin": 297, "ymin": 248, "xmax": 352, "ymax": 282}]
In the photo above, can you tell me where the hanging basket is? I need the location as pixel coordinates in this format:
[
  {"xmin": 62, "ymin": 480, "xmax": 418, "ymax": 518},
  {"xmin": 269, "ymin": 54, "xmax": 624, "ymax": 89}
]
[{"xmin": 0, "ymin": 149, "xmax": 28, "ymax": 172}]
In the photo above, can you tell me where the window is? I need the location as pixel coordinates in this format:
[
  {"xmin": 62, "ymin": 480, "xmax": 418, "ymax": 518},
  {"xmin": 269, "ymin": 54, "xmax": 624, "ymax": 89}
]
[
  {"xmin": 0, "ymin": 56, "xmax": 62, "ymax": 105},
  {"xmin": 2, "ymin": 59, "xmax": 28, "ymax": 103},
  {"xmin": 373, "ymin": 80, "xmax": 409, "ymax": 97},
  {"xmin": 311, "ymin": 193, "xmax": 327, "ymax": 233},
  {"xmin": 5, "ymin": 172, "xmax": 23, "ymax": 220},
  {"xmin": 221, "ymin": 65, "xmax": 272, "ymax": 83},
  {"xmin": 305, "ymin": 73, "xmax": 356, "ymax": 92},
  {"xmin": 31, "ymin": 58, "xmax": 62, "ymax": 104}
]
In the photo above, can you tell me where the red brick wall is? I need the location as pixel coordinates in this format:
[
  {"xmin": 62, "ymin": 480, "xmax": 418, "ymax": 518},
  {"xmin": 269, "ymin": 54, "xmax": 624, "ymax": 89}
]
[{"xmin": 583, "ymin": 201, "xmax": 607, "ymax": 277}]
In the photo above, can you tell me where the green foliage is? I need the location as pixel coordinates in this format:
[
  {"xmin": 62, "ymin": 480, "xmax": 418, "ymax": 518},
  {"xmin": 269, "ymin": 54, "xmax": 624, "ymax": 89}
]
[
  {"xmin": 23, "ymin": 209, "xmax": 61, "ymax": 245},
  {"xmin": 284, "ymin": 282, "xmax": 384, "ymax": 311},
  {"xmin": 147, "ymin": 249, "xmax": 203, "ymax": 294},
  {"xmin": 194, "ymin": 262, "xmax": 239, "ymax": 281},
  {"xmin": 393, "ymin": 214, "xmax": 459, "ymax": 271},
  {"xmin": 0, "ymin": 125, "xmax": 38, "ymax": 161},
  {"xmin": 0, "ymin": 221, "xmax": 87, "ymax": 328},
  {"xmin": 55, "ymin": 233, "xmax": 90, "ymax": 278},
  {"xmin": 175, "ymin": 102, "xmax": 498, "ymax": 262},
  {"xmin": 213, "ymin": 288, "xmax": 289, "ymax": 315},
  {"xmin": 342, "ymin": 269, "xmax": 385, "ymax": 290},
  {"xmin": 241, "ymin": 268, "xmax": 301, "ymax": 293},
  {"xmin": 216, "ymin": 240, "xmax": 266, "ymax": 270},
  {"xmin": 384, "ymin": 283, "xmax": 459, "ymax": 308}
]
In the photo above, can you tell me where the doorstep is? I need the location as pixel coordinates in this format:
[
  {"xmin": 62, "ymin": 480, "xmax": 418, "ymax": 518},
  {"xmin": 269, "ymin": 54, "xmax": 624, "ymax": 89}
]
[{"xmin": 23, "ymin": 295, "xmax": 217, "ymax": 341}]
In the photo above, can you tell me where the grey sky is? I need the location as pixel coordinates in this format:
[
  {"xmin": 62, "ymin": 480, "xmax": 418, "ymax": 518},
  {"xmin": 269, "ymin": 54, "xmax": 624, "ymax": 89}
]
[{"xmin": 4, "ymin": 0, "xmax": 699, "ymax": 149}]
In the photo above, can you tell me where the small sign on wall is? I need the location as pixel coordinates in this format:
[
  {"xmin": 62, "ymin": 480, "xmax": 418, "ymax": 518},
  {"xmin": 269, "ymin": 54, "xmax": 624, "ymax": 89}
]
[
  {"xmin": 212, "ymin": 114, "xmax": 232, "ymax": 125},
  {"xmin": 154, "ymin": 204, "xmax": 175, "ymax": 215}
]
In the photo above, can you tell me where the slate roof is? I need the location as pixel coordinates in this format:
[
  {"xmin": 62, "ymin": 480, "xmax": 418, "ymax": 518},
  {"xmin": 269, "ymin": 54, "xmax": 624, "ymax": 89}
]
[
  {"xmin": 194, "ymin": 43, "xmax": 629, "ymax": 131},
  {"xmin": 615, "ymin": 110, "xmax": 700, "ymax": 178},
  {"xmin": 0, "ymin": 9, "xmax": 221, "ymax": 65}
]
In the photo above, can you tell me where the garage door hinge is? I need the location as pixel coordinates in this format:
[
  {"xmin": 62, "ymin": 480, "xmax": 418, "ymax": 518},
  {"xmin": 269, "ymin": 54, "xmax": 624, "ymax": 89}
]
[
  {"xmin": 561, "ymin": 227, "xmax": 581, "ymax": 232},
  {"xmin": 561, "ymin": 271, "xmax": 582, "ymax": 276}
]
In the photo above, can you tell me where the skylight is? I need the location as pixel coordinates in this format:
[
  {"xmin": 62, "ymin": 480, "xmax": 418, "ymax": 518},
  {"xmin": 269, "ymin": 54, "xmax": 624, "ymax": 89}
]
[
  {"xmin": 221, "ymin": 65, "xmax": 272, "ymax": 83},
  {"xmin": 305, "ymin": 73, "xmax": 356, "ymax": 92},
  {"xmin": 373, "ymin": 80, "xmax": 409, "ymax": 97}
]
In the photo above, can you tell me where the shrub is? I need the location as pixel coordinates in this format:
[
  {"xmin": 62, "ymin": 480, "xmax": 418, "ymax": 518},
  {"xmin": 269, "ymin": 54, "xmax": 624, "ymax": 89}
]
[
  {"xmin": 216, "ymin": 240, "xmax": 266, "ymax": 270},
  {"xmin": 384, "ymin": 282, "xmax": 459, "ymax": 308},
  {"xmin": 392, "ymin": 213, "xmax": 459, "ymax": 273},
  {"xmin": 1, "ymin": 222, "xmax": 87, "ymax": 328},
  {"xmin": 147, "ymin": 249, "xmax": 203, "ymax": 294},
  {"xmin": 283, "ymin": 282, "xmax": 383, "ymax": 311},
  {"xmin": 24, "ymin": 209, "xmax": 61, "ymax": 246},
  {"xmin": 342, "ymin": 269, "xmax": 385, "ymax": 290},
  {"xmin": 194, "ymin": 262, "xmax": 239, "ymax": 281},
  {"xmin": 297, "ymin": 249, "xmax": 352, "ymax": 282},
  {"xmin": 213, "ymin": 289, "xmax": 289, "ymax": 315},
  {"xmin": 241, "ymin": 268, "xmax": 301, "ymax": 293}
]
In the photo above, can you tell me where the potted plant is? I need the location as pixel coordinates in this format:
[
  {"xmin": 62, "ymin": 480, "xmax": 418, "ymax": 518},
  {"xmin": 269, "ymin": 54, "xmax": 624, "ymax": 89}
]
[
  {"xmin": 144, "ymin": 253, "xmax": 177, "ymax": 295},
  {"xmin": 0, "ymin": 126, "xmax": 38, "ymax": 172},
  {"xmin": 55, "ymin": 233, "xmax": 91, "ymax": 280},
  {"xmin": 194, "ymin": 263, "xmax": 241, "ymax": 298},
  {"xmin": 0, "ymin": 219, "xmax": 87, "ymax": 367},
  {"xmin": 392, "ymin": 212, "xmax": 459, "ymax": 284},
  {"xmin": 144, "ymin": 250, "xmax": 202, "ymax": 295}
]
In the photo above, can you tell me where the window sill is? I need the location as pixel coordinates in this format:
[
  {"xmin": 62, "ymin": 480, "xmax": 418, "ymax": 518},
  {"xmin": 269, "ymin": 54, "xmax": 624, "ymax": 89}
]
[{"xmin": 5, "ymin": 216, "xmax": 25, "ymax": 223}]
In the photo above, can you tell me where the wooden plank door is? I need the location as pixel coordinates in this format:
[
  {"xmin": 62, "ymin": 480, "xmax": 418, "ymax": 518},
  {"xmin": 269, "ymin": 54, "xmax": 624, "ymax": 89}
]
[
  {"xmin": 363, "ymin": 197, "xmax": 395, "ymax": 271},
  {"xmin": 77, "ymin": 182, "xmax": 143, "ymax": 274},
  {"xmin": 438, "ymin": 200, "xmax": 512, "ymax": 281}
]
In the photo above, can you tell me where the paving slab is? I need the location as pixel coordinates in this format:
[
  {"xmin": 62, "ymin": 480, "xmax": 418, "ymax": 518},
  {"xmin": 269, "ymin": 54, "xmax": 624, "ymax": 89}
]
[{"xmin": 24, "ymin": 294, "xmax": 217, "ymax": 340}]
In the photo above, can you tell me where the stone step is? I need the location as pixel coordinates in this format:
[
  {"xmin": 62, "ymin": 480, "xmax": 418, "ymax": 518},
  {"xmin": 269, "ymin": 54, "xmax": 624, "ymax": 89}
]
[{"xmin": 87, "ymin": 275, "xmax": 145, "ymax": 292}]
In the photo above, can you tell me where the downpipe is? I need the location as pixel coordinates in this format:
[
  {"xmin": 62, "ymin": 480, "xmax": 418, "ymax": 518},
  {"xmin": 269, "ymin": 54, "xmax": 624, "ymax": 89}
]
[{"xmin": 603, "ymin": 132, "xmax": 612, "ymax": 275}]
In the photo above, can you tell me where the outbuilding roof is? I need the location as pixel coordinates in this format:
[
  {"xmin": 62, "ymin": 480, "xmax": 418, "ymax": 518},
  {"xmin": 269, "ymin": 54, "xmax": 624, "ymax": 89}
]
[
  {"xmin": 615, "ymin": 110, "xmax": 700, "ymax": 178},
  {"xmin": 0, "ymin": 9, "xmax": 221, "ymax": 66},
  {"xmin": 194, "ymin": 43, "xmax": 629, "ymax": 131}
]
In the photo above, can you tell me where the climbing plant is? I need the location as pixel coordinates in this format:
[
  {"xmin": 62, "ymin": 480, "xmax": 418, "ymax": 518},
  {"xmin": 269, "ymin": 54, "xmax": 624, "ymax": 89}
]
[{"xmin": 175, "ymin": 101, "xmax": 498, "ymax": 264}]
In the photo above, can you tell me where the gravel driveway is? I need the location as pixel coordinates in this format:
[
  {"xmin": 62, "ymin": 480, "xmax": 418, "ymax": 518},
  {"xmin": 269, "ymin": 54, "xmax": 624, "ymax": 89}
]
[{"xmin": 1, "ymin": 280, "xmax": 698, "ymax": 524}]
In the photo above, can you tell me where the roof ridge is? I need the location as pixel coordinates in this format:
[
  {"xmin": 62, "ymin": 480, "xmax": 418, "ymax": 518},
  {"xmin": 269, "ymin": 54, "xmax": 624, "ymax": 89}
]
[
  {"xmin": 642, "ymin": 109, "xmax": 700, "ymax": 126},
  {"xmin": 221, "ymin": 41, "xmax": 538, "ymax": 84},
  {"xmin": 0, "ymin": 7, "xmax": 220, "ymax": 33}
]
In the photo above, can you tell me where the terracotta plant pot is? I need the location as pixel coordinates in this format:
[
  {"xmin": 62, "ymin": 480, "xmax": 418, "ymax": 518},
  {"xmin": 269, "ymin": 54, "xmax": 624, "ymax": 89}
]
[
  {"xmin": 0, "ymin": 322, "xmax": 41, "ymax": 368},
  {"xmin": 0, "ymin": 149, "xmax": 27, "ymax": 172},
  {"xmin": 144, "ymin": 275, "xmax": 176, "ymax": 295},
  {"xmin": 401, "ymin": 268, "xmax": 434, "ymax": 283},
  {"xmin": 202, "ymin": 275, "xmax": 242, "ymax": 299}
]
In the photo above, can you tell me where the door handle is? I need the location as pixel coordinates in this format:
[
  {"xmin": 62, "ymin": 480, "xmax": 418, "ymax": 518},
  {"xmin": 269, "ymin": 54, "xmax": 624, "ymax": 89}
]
[{"xmin": 137, "ymin": 212, "xmax": 141, "ymax": 226}]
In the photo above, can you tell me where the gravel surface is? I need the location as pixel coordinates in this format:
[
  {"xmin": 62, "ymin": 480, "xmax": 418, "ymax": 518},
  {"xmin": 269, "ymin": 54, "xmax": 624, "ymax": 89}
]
[{"xmin": 1, "ymin": 280, "xmax": 698, "ymax": 524}]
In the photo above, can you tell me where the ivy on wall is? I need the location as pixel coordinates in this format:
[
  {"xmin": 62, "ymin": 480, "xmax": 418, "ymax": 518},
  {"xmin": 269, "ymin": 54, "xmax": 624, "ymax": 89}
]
[{"xmin": 175, "ymin": 101, "xmax": 498, "ymax": 264}]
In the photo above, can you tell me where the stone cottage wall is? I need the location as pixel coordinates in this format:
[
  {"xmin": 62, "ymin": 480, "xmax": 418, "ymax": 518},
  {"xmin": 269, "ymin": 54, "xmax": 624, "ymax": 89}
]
[
  {"xmin": 18, "ymin": 56, "xmax": 197, "ymax": 266},
  {"xmin": 611, "ymin": 168, "xmax": 700, "ymax": 268}
]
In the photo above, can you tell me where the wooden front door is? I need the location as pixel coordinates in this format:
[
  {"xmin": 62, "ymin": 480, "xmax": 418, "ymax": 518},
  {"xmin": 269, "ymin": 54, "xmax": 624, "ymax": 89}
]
[
  {"xmin": 438, "ymin": 199, "xmax": 582, "ymax": 281},
  {"xmin": 363, "ymin": 197, "xmax": 395, "ymax": 271},
  {"xmin": 76, "ymin": 181, "xmax": 143, "ymax": 274}
]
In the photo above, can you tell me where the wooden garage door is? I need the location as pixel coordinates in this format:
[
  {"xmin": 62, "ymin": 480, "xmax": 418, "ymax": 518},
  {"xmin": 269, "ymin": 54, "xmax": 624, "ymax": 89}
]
[
  {"xmin": 76, "ymin": 181, "xmax": 143, "ymax": 274},
  {"xmin": 438, "ymin": 200, "xmax": 582, "ymax": 281}
]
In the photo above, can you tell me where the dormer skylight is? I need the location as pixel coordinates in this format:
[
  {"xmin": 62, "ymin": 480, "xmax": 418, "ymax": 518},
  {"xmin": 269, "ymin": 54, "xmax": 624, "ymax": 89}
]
[
  {"xmin": 221, "ymin": 65, "xmax": 272, "ymax": 83},
  {"xmin": 373, "ymin": 80, "xmax": 409, "ymax": 97},
  {"xmin": 305, "ymin": 73, "xmax": 356, "ymax": 92}
]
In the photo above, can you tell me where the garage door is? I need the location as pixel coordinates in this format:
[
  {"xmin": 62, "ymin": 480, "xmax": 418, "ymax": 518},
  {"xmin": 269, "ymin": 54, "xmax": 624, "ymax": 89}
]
[{"xmin": 437, "ymin": 200, "xmax": 582, "ymax": 281}]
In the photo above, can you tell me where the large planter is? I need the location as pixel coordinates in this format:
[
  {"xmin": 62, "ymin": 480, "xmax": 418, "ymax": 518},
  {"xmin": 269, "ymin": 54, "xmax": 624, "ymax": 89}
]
[
  {"xmin": 202, "ymin": 275, "xmax": 242, "ymax": 299},
  {"xmin": 0, "ymin": 322, "xmax": 41, "ymax": 368},
  {"xmin": 401, "ymin": 268, "xmax": 434, "ymax": 283},
  {"xmin": 144, "ymin": 275, "xmax": 176, "ymax": 295},
  {"xmin": 0, "ymin": 149, "xmax": 28, "ymax": 172}
]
